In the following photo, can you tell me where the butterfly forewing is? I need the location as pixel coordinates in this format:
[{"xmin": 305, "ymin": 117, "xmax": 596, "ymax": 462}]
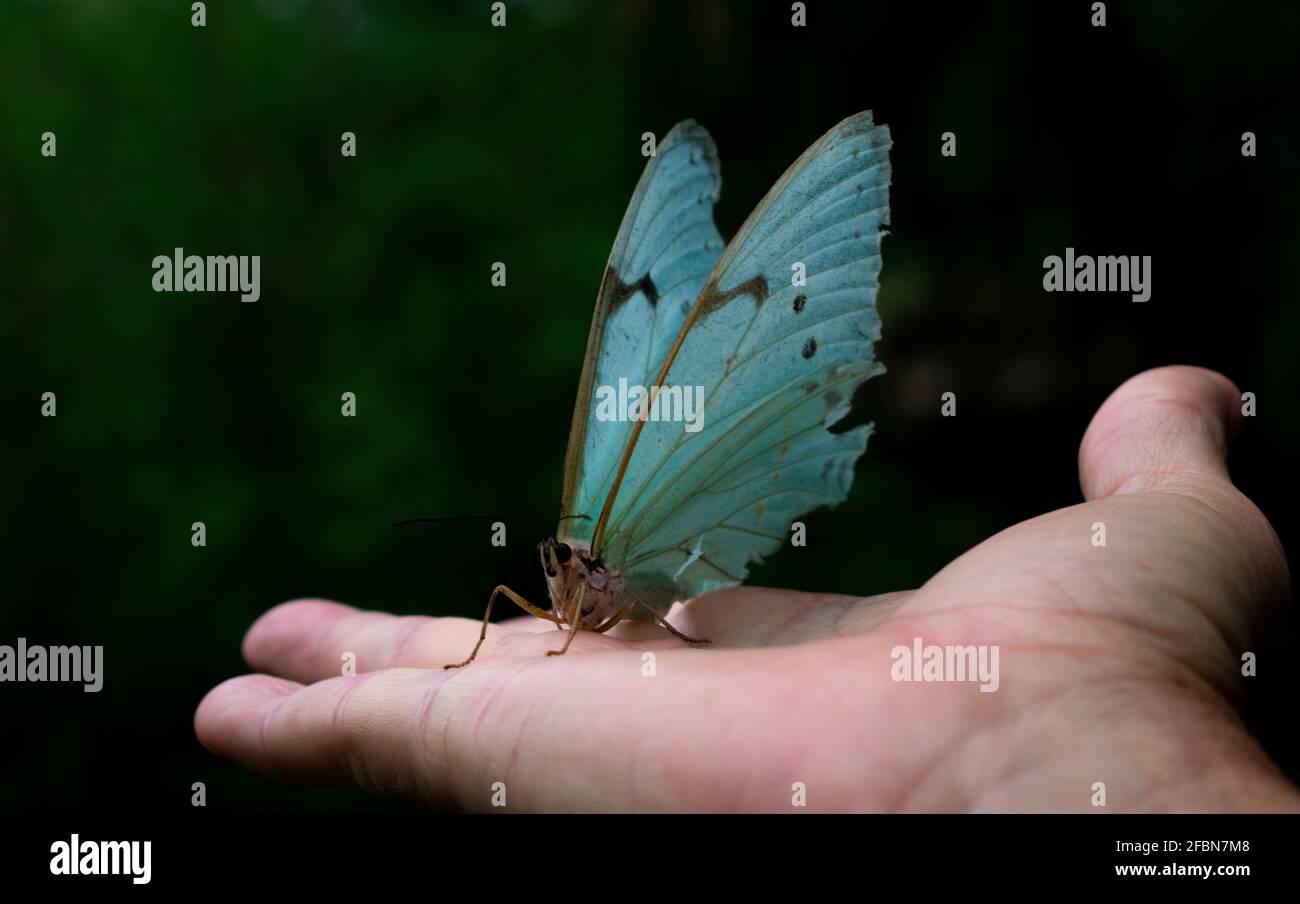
[
  {"xmin": 560, "ymin": 121, "xmax": 726, "ymax": 542},
  {"xmin": 587, "ymin": 112, "xmax": 892, "ymax": 617}
]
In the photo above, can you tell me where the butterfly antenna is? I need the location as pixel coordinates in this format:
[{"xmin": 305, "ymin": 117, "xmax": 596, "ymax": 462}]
[{"xmin": 393, "ymin": 515, "xmax": 549, "ymax": 529}]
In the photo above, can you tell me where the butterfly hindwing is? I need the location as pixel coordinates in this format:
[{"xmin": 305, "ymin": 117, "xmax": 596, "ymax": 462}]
[
  {"xmin": 593, "ymin": 112, "xmax": 892, "ymax": 616},
  {"xmin": 560, "ymin": 121, "xmax": 725, "ymax": 542}
]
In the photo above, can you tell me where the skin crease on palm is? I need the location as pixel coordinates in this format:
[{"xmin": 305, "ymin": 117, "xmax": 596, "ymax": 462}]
[{"xmin": 195, "ymin": 365, "xmax": 1298, "ymax": 812}]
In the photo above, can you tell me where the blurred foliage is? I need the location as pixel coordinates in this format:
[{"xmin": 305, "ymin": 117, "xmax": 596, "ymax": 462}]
[{"xmin": 1, "ymin": 0, "xmax": 1298, "ymax": 811}]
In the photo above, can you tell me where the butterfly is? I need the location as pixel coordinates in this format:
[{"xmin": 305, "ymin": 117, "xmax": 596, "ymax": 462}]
[{"xmin": 447, "ymin": 111, "xmax": 891, "ymax": 667}]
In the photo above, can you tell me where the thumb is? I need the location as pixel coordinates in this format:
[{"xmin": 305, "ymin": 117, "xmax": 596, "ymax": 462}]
[
  {"xmin": 1077, "ymin": 366, "xmax": 1289, "ymax": 657},
  {"xmin": 1079, "ymin": 365, "xmax": 1241, "ymax": 500}
]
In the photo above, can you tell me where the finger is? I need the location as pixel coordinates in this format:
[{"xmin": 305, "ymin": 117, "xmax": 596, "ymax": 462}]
[
  {"xmin": 605, "ymin": 587, "xmax": 914, "ymax": 645},
  {"xmin": 1076, "ymin": 366, "xmax": 1288, "ymax": 662},
  {"xmin": 1079, "ymin": 364, "xmax": 1289, "ymax": 621},
  {"xmin": 195, "ymin": 669, "xmax": 453, "ymax": 800},
  {"xmin": 197, "ymin": 639, "xmax": 889, "ymax": 811},
  {"xmin": 912, "ymin": 366, "xmax": 1287, "ymax": 694},
  {"xmin": 1078, "ymin": 364, "xmax": 1241, "ymax": 500},
  {"xmin": 242, "ymin": 599, "xmax": 537, "ymax": 683}
]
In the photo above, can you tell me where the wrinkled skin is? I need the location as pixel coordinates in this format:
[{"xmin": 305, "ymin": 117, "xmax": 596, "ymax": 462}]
[{"xmin": 196, "ymin": 366, "xmax": 1297, "ymax": 811}]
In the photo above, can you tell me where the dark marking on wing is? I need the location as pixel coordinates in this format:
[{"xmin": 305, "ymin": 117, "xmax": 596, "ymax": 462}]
[
  {"xmin": 793, "ymin": 293, "xmax": 807, "ymax": 313},
  {"xmin": 605, "ymin": 266, "xmax": 660, "ymax": 310},
  {"xmin": 697, "ymin": 274, "xmax": 770, "ymax": 318},
  {"xmin": 802, "ymin": 337, "xmax": 818, "ymax": 359}
]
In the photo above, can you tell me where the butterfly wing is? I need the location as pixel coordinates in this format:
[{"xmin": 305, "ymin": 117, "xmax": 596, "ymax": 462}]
[
  {"xmin": 560, "ymin": 121, "xmax": 726, "ymax": 542},
  {"xmin": 594, "ymin": 111, "xmax": 892, "ymax": 617}
]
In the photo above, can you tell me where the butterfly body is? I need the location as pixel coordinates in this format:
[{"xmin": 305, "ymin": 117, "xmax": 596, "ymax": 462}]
[
  {"xmin": 447, "ymin": 112, "xmax": 891, "ymax": 667},
  {"xmin": 538, "ymin": 536, "xmax": 628, "ymax": 630}
]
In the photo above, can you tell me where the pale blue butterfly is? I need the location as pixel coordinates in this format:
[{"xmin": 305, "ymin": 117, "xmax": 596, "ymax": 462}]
[{"xmin": 448, "ymin": 112, "xmax": 890, "ymax": 667}]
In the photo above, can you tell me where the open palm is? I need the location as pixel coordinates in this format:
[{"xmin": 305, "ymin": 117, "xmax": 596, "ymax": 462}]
[{"xmin": 196, "ymin": 366, "xmax": 1297, "ymax": 811}]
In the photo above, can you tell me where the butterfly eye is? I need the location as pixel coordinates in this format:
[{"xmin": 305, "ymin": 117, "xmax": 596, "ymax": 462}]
[
  {"xmin": 537, "ymin": 542, "xmax": 557, "ymax": 578},
  {"xmin": 553, "ymin": 542, "xmax": 571, "ymax": 564}
]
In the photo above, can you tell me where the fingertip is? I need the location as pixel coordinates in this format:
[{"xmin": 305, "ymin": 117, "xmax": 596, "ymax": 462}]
[
  {"xmin": 195, "ymin": 673, "xmax": 301, "ymax": 756},
  {"xmin": 1079, "ymin": 365, "xmax": 1243, "ymax": 501},
  {"xmin": 242, "ymin": 598, "xmax": 358, "ymax": 671}
]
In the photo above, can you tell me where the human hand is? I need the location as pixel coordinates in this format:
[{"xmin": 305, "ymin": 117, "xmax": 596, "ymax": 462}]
[{"xmin": 195, "ymin": 366, "xmax": 1296, "ymax": 811}]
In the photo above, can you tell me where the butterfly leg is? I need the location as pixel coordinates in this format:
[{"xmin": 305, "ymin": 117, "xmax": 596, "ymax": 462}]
[
  {"xmin": 546, "ymin": 584, "xmax": 587, "ymax": 657},
  {"xmin": 591, "ymin": 600, "xmax": 635, "ymax": 633},
  {"xmin": 634, "ymin": 598, "xmax": 710, "ymax": 645},
  {"xmin": 444, "ymin": 584, "xmax": 558, "ymax": 669}
]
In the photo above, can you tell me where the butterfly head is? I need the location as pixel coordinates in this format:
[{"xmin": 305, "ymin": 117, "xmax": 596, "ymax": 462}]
[{"xmin": 537, "ymin": 536, "xmax": 626, "ymax": 629}]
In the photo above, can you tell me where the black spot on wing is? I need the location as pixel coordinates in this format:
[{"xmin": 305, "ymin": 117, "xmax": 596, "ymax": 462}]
[
  {"xmin": 793, "ymin": 293, "xmax": 807, "ymax": 313},
  {"xmin": 802, "ymin": 337, "xmax": 818, "ymax": 359}
]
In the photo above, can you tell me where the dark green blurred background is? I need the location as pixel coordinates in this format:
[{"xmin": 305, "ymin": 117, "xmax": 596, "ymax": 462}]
[{"xmin": 2, "ymin": 1, "xmax": 1298, "ymax": 811}]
